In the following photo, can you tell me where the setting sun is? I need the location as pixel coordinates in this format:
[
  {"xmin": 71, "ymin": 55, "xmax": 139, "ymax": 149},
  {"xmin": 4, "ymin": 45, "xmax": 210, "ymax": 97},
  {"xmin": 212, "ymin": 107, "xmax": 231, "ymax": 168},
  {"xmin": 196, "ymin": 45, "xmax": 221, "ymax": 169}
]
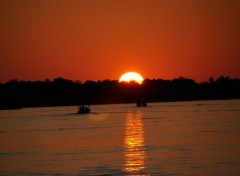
[{"xmin": 119, "ymin": 72, "xmax": 144, "ymax": 84}]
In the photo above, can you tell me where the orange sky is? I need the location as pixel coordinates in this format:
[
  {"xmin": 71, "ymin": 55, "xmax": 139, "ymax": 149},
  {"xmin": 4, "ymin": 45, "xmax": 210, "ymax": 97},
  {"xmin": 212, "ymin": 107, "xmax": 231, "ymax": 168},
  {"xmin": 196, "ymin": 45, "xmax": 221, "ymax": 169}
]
[{"xmin": 0, "ymin": 0, "xmax": 240, "ymax": 83}]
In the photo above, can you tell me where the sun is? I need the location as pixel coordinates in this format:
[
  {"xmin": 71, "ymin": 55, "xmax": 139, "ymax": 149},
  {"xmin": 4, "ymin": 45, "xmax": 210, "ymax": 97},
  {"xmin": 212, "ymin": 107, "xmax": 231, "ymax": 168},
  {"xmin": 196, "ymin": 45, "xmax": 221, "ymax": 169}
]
[{"xmin": 119, "ymin": 72, "xmax": 144, "ymax": 84}]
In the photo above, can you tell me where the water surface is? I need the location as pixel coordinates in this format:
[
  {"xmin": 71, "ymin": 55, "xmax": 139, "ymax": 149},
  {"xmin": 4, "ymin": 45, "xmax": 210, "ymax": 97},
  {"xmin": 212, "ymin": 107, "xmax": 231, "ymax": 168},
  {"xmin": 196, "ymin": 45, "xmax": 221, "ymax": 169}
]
[{"xmin": 0, "ymin": 100, "xmax": 240, "ymax": 175}]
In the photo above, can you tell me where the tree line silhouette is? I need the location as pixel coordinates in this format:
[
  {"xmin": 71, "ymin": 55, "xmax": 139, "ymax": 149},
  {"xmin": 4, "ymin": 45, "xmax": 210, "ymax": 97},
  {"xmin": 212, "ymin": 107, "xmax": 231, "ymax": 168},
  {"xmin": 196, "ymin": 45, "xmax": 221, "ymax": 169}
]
[{"xmin": 0, "ymin": 76, "xmax": 239, "ymax": 109}]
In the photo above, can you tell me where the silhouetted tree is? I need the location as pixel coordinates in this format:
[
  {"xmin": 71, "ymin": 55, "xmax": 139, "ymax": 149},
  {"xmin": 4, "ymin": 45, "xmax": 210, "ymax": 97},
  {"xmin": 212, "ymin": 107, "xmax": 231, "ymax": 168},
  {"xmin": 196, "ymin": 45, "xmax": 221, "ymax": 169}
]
[{"xmin": 0, "ymin": 76, "xmax": 239, "ymax": 109}]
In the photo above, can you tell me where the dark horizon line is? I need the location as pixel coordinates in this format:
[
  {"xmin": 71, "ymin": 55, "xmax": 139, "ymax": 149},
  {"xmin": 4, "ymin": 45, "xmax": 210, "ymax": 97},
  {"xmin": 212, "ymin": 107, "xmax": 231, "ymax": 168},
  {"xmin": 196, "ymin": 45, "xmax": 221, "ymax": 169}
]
[{"xmin": 1, "ymin": 75, "xmax": 239, "ymax": 109}]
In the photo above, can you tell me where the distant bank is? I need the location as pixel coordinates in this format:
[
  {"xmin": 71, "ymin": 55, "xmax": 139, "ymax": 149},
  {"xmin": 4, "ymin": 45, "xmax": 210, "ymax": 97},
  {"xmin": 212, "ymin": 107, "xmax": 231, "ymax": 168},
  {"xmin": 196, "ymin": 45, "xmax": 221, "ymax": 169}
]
[{"xmin": 0, "ymin": 76, "xmax": 239, "ymax": 109}]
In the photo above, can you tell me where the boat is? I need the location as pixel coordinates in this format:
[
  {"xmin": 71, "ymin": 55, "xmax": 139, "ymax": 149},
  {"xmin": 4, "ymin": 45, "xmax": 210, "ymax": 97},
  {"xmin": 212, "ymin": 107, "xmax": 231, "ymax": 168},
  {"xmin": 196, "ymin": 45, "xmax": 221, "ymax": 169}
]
[
  {"xmin": 136, "ymin": 98, "xmax": 147, "ymax": 107},
  {"xmin": 77, "ymin": 105, "xmax": 91, "ymax": 114}
]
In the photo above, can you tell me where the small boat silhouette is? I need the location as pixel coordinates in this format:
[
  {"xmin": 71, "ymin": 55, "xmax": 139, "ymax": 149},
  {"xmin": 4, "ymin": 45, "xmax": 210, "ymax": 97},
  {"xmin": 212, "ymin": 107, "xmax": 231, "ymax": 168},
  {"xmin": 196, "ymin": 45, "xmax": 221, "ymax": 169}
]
[
  {"xmin": 77, "ymin": 105, "xmax": 91, "ymax": 114},
  {"xmin": 136, "ymin": 98, "xmax": 147, "ymax": 107}
]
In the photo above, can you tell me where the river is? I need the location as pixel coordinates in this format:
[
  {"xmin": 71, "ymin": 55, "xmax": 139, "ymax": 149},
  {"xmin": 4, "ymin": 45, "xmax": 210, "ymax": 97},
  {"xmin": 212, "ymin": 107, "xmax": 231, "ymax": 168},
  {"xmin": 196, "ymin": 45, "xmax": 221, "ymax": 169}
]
[{"xmin": 0, "ymin": 100, "xmax": 240, "ymax": 175}]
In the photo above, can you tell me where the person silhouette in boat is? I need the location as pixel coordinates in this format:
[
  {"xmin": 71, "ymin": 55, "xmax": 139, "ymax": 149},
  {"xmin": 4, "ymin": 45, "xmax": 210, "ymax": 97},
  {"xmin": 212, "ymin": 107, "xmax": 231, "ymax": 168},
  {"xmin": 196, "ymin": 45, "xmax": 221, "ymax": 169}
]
[{"xmin": 78, "ymin": 105, "xmax": 91, "ymax": 114}]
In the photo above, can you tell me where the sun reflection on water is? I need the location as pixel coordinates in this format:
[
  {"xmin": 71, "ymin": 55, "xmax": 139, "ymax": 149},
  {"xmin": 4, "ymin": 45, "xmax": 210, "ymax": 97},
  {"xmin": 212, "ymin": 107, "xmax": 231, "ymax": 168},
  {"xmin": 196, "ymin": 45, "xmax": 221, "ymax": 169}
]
[{"xmin": 124, "ymin": 111, "xmax": 147, "ymax": 174}]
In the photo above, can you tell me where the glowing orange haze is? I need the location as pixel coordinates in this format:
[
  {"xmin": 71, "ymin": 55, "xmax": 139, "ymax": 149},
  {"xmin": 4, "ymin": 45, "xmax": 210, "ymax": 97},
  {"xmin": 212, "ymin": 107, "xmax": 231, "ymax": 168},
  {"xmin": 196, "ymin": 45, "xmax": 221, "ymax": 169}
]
[{"xmin": 0, "ymin": 0, "xmax": 239, "ymax": 83}]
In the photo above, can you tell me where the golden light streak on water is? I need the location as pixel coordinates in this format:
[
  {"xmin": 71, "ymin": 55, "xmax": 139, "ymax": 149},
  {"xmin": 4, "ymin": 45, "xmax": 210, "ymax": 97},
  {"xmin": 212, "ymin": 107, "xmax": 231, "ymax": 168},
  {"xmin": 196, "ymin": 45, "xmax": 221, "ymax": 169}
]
[{"xmin": 124, "ymin": 111, "xmax": 146, "ymax": 173}]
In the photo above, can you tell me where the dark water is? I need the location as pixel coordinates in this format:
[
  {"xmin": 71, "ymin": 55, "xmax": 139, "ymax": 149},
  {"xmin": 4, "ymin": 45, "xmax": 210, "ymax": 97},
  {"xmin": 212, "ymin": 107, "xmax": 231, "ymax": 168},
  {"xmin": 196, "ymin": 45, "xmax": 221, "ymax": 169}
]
[{"xmin": 0, "ymin": 100, "xmax": 240, "ymax": 175}]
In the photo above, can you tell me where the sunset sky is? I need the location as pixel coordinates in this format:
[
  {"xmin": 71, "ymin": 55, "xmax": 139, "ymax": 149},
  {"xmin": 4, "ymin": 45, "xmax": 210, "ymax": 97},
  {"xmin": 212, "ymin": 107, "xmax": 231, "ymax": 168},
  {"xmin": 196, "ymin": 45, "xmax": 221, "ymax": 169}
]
[{"xmin": 1, "ymin": 0, "xmax": 239, "ymax": 83}]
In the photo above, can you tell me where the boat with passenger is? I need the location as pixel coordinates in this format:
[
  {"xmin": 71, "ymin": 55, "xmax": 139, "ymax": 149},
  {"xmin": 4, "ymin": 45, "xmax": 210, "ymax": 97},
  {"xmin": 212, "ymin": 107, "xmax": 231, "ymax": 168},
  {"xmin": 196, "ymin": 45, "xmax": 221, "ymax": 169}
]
[{"xmin": 77, "ymin": 105, "xmax": 91, "ymax": 114}]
